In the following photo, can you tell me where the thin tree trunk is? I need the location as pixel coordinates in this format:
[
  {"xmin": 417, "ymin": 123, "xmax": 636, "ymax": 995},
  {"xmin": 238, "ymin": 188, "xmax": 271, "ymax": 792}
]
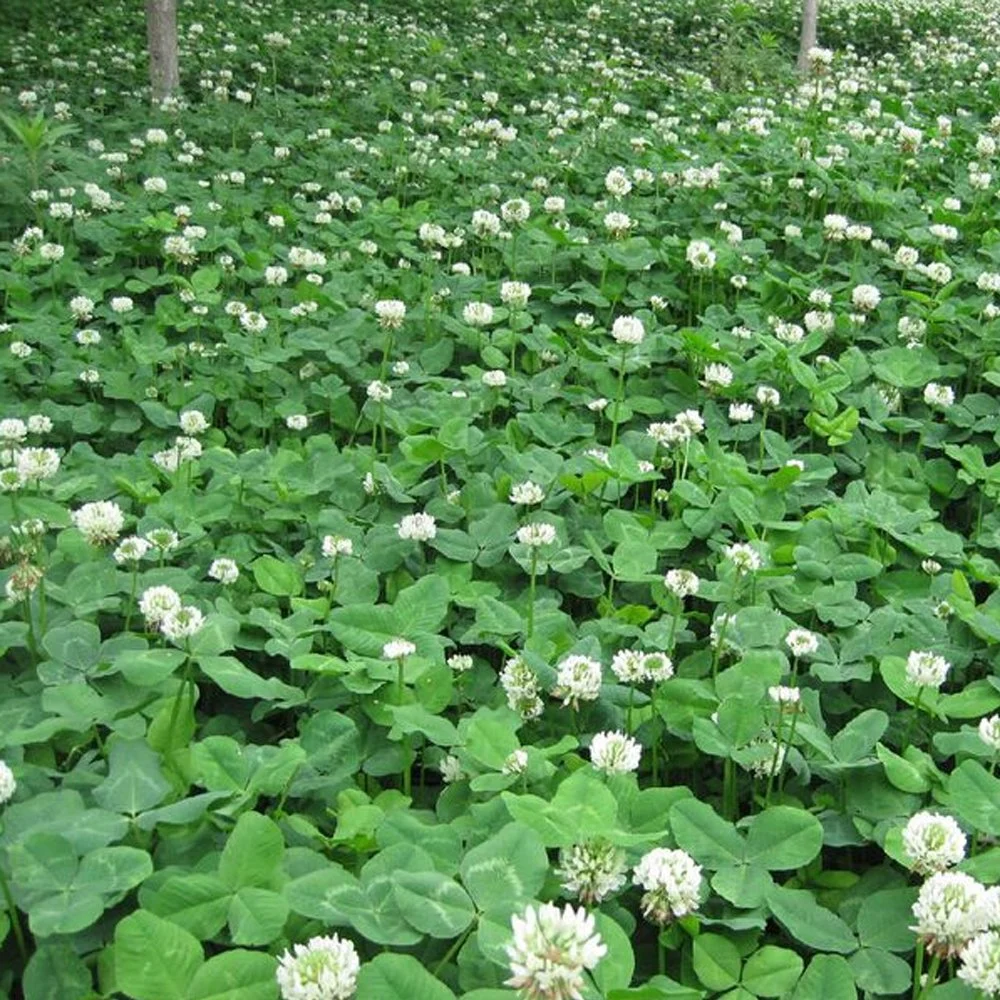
[
  {"xmin": 796, "ymin": 0, "xmax": 820, "ymax": 72},
  {"xmin": 146, "ymin": 0, "xmax": 179, "ymax": 101}
]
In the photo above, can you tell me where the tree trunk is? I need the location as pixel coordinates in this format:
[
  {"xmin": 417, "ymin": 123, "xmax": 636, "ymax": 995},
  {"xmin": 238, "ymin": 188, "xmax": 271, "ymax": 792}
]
[
  {"xmin": 796, "ymin": 0, "xmax": 820, "ymax": 72},
  {"xmin": 146, "ymin": 0, "xmax": 179, "ymax": 101}
]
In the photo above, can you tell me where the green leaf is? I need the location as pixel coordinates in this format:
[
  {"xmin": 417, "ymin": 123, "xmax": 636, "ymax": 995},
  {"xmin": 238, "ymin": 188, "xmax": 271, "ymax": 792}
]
[
  {"xmin": 744, "ymin": 807, "xmax": 823, "ymax": 871},
  {"xmin": 848, "ymin": 948, "xmax": 911, "ymax": 995},
  {"xmin": 741, "ymin": 946, "xmax": 803, "ymax": 997},
  {"xmin": 23, "ymin": 943, "xmax": 92, "ymax": 1000},
  {"xmin": 711, "ymin": 865, "xmax": 773, "ymax": 909},
  {"xmin": 876, "ymin": 743, "xmax": 930, "ymax": 793},
  {"xmin": 693, "ymin": 933, "xmax": 741, "ymax": 991},
  {"xmin": 765, "ymin": 885, "xmax": 857, "ymax": 954},
  {"xmin": 140, "ymin": 873, "xmax": 231, "ymax": 939},
  {"xmin": 394, "ymin": 574, "xmax": 450, "ymax": 633},
  {"xmin": 197, "ymin": 655, "xmax": 303, "ymax": 704},
  {"xmin": 115, "ymin": 648, "xmax": 188, "ymax": 686},
  {"xmin": 41, "ymin": 621, "xmax": 100, "ymax": 673},
  {"xmin": 218, "ymin": 812, "xmax": 285, "ymax": 891},
  {"xmin": 251, "ymin": 555, "xmax": 303, "ymax": 597},
  {"xmin": 460, "ymin": 823, "xmax": 549, "ymax": 909},
  {"xmin": 389, "ymin": 703, "xmax": 460, "ymax": 746},
  {"xmin": 831, "ymin": 710, "xmax": 888, "ymax": 763},
  {"xmin": 592, "ymin": 912, "xmax": 635, "ymax": 994},
  {"xmin": 355, "ymin": 953, "xmax": 457, "ymax": 1000},
  {"xmin": 114, "ymin": 910, "xmax": 204, "ymax": 1000},
  {"xmin": 186, "ymin": 951, "xmax": 278, "ymax": 1000},
  {"xmin": 670, "ymin": 799, "xmax": 744, "ymax": 868},
  {"xmin": 393, "ymin": 871, "xmax": 476, "ymax": 938},
  {"xmin": 949, "ymin": 760, "xmax": 1000, "ymax": 836},
  {"xmin": 227, "ymin": 887, "xmax": 289, "ymax": 946},
  {"xmin": 93, "ymin": 738, "xmax": 171, "ymax": 816},
  {"xmin": 283, "ymin": 865, "xmax": 363, "ymax": 926},
  {"xmin": 792, "ymin": 955, "xmax": 856, "ymax": 1000}
]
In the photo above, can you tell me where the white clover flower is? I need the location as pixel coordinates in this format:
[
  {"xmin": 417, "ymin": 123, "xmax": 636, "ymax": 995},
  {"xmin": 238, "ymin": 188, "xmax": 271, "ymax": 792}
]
[
  {"xmin": 610, "ymin": 649, "xmax": 646, "ymax": 684},
  {"xmin": 208, "ymin": 557, "xmax": 239, "ymax": 584},
  {"xmin": 0, "ymin": 418, "xmax": 27, "ymax": 443},
  {"xmin": 729, "ymin": 402, "xmax": 754, "ymax": 423},
  {"xmin": 557, "ymin": 841, "xmax": 628, "ymax": 905},
  {"xmin": 852, "ymin": 284, "xmax": 881, "ymax": 312},
  {"xmin": 322, "ymin": 536, "xmax": 353, "ymax": 559},
  {"xmin": 605, "ymin": 167, "xmax": 633, "ymax": 197},
  {"xmin": 589, "ymin": 730, "xmax": 642, "ymax": 775},
  {"xmin": 702, "ymin": 363, "xmax": 733, "ymax": 388},
  {"xmin": 686, "ymin": 239, "xmax": 716, "ymax": 270},
  {"xmin": 959, "ymin": 930, "xmax": 1000, "ymax": 996},
  {"xmin": 439, "ymin": 754, "xmax": 463, "ymax": 784},
  {"xmin": 510, "ymin": 481, "xmax": 545, "ymax": 505},
  {"xmin": 912, "ymin": 872, "xmax": 993, "ymax": 957},
  {"xmin": 138, "ymin": 585, "xmax": 182, "ymax": 626},
  {"xmin": 0, "ymin": 760, "xmax": 15, "ymax": 805},
  {"xmin": 383, "ymin": 638, "xmax": 416, "ymax": 660},
  {"xmin": 506, "ymin": 902, "xmax": 607, "ymax": 1000},
  {"xmin": 482, "ymin": 369, "xmax": 508, "ymax": 388},
  {"xmin": 501, "ymin": 198, "xmax": 530, "ymax": 224},
  {"xmin": 374, "ymin": 299, "xmax": 406, "ymax": 329},
  {"xmin": 664, "ymin": 569, "xmax": 699, "ymax": 598},
  {"xmin": 502, "ymin": 749, "xmax": 529, "ymax": 775},
  {"xmin": 756, "ymin": 385, "xmax": 780, "ymax": 408},
  {"xmin": 725, "ymin": 542, "xmax": 762, "ymax": 574},
  {"xmin": 604, "ymin": 211, "xmax": 633, "ymax": 237},
  {"xmin": 113, "ymin": 535, "xmax": 151, "ymax": 564},
  {"xmin": 906, "ymin": 650, "xmax": 951, "ymax": 689},
  {"xmin": 979, "ymin": 714, "xmax": 1000, "ymax": 752},
  {"xmin": 768, "ymin": 685, "xmax": 802, "ymax": 711},
  {"xmin": 463, "ymin": 301, "xmax": 495, "ymax": 326},
  {"xmin": 16, "ymin": 448, "xmax": 60, "ymax": 482},
  {"xmin": 500, "ymin": 656, "xmax": 544, "ymax": 721},
  {"xmin": 397, "ymin": 512, "xmax": 436, "ymax": 541},
  {"xmin": 643, "ymin": 652, "xmax": 674, "ymax": 682},
  {"xmin": 902, "ymin": 812, "xmax": 967, "ymax": 875},
  {"xmin": 366, "ymin": 380, "xmax": 392, "ymax": 403},
  {"xmin": 161, "ymin": 605, "xmax": 205, "ymax": 642},
  {"xmin": 611, "ymin": 315, "xmax": 644, "ymax": 345},
  {"xmin": 448, "ymin": 653, "xmax": 474, "ymax": 674},
  {"xmin": 240, "ymin": 311, "xmax": 268, "ymax": 334},
  {"xmin": 574, "ymin": 313, "xmax": 595, "ymax": 329},
  {"xmin": 785, "ymin": 628, "xmax": 819, "ymax": 657},
  {"xmin": 924, "ymin": 383, "xmax": 955, "ymax": 408},
  {"xmin": 179, "ymin": 409, "xmax": 209, "ymax": 435},
  {"xmin": 633, "ymin": 848, "xmax": 703, "ymax": 924},
  {"xmin": 516, "ymin": 523, "xmax": 557, "ymax": 548},
  {"xmin": 276, "ymin": 934, "xmax": 360, "ymax": 1000},
  {"xmin": 500, "ymin": 281, "xmax": 532, "ymax": 308},
  {"xmin": 71, "ymin": 500, "xmax": 125, "ymax": 545},
  {"xmin": 553, "ymin": 655, "xmax": 602, "ymax": 708},
  {"xmin": 110, "ymin": 296, "xmax": 134, "ymax": 314},
  {"xmin": 285, "ymin": 414, "xmax": 309, "ymax": 431},
  {"xmin": 675, "ymin": 409, "xmax": 705, "ymax": 437}
]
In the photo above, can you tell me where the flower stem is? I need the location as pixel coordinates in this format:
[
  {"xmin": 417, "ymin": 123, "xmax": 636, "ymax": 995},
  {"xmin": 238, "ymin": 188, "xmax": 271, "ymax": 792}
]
[
  {"xmin": 527, "ymin": 549, "xmax": 538, "ymax": 640},
  {"xmin": 0, "ymin": 864, "xmax": 27, "ymax": 963},
  {"xmin": 609, "ymin": 344, "xmax": 628, "ymax": 448}
]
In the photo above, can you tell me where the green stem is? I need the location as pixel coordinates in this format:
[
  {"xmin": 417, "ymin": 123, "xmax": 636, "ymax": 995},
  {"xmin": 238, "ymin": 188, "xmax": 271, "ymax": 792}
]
[
  {"xmin": 432, "ymin": 922, "xmax": 475, "ymax": 977},
  {"xmin": 626, "ymin": 686, "xmax": 635, "ymax": 735},
  {"xmin": 609, "ymin": 344, "xmax": 628, "ymax": 448},
  {"xmin": 764, "ymin": 711, "xmax": 785, "ymax": 807},
  {"xmin": 916, "ymin": 950, "xmax": 940, "ymax": 1000},
  {"xmin": 527, "ymin": 549, "xmax": 538, "ymax": 640},
  {"xmin": 124, "ymin": 565, "xmax": 139, "ymax": 632},
  {"xmin": 0, "ymin": 865, "xmax": 27, "ymax": 963}
]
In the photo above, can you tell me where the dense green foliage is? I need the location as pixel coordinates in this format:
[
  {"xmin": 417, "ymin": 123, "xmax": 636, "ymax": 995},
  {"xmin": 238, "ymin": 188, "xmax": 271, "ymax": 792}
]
[{"xmin": 4, "ymin": 0, "xmax": 1000, "ymax": 997}]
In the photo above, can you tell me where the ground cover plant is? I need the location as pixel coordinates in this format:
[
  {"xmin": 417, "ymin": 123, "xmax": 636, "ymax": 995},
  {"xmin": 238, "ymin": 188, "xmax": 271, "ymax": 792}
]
[{"xmin": 6, "ymin": 0, "xmax": 1000, "ymax": 996}]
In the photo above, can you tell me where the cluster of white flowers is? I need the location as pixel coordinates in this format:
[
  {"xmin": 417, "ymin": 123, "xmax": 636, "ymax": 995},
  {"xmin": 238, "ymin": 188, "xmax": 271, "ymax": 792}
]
[
  {"xmin": 397, "ymin": 512, "xmax": 437, "ymax": 541},
  {"xmin": 906, "ymin": 650, "xmax": 951, "ymax": 689},
  {"xmin": 557, "ymin": 841, "xmax": 628, "ymax": 905},
  {"xmin": 686, "ymin": 239, "xmax": 716, "ymax": 270},
  {"xmin": 383, "ymin": 638, "xmax": 416, "ymax": 660},
  {"xmin": 374, "ymin": 299, "xmax": 406, "ymax": 329},
  {"xmin": 610, "ymin": 650, "xmax": 674, "ymax": 685},
  {"xmin": 911, "ymin": 871, "xmax": 998, "ymax": 957},
  {"xmin": 71, "ymin": 500, "xmax": 125, "ymax": 545},
  {"xmin": 510, "ymin": 480, "xmax": 545, "ymax": 505},
  {"xmin": 500, "ymin": 655, "xmax": 543, "ymax": 720},
  {"xmin": 506, "ymin": 902, "xmax": 606, "ymax": 1000},
  {"xmin": 0, "ymin": 759, "xmax": 16, "ymax": 805},
  {"xmin": 647, "ymin": 410, "xmax": 705, "ymax": 448},
  {"xmin": 633, "ymin": 848, "xmax": 703, "ymax": 924},
  {"xmin": 902, "ymin": 812, "xmax": 967, "ymax": 875},
  {"xmin": 610, "ymin": 315, "xmax": 644, "ymax": 345},
  {"xmin": 552, "ymin": 654, "xmax": 602, "ymax": 708},
  {"xmin": 208, "ymin": 557, "xmax": 239, "ymax": 585},
  {"xmin": 785, "ymin": 628, "xmax": 819, "ymax": 657},
  {"xmin": 725, "ymin": 542, "xmax": 762, "ymax": 575},
  {"xmin": 516, "ymin": 522, "xmax": 557, "ymax": 547},
  {"xmin": 137, "ymin": 585, "xmax": 203, "ymax": 642},
  {"xmin": 664, "ymin": 569, "xmax": 700, "ymax": 598},
  {"xmin": 589, "ymin": 730, "xmax": 642, "ymax": 775},
  {"xmin": 276, "ymin": 934, "xmax": 359, "ymax": 1000}
]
